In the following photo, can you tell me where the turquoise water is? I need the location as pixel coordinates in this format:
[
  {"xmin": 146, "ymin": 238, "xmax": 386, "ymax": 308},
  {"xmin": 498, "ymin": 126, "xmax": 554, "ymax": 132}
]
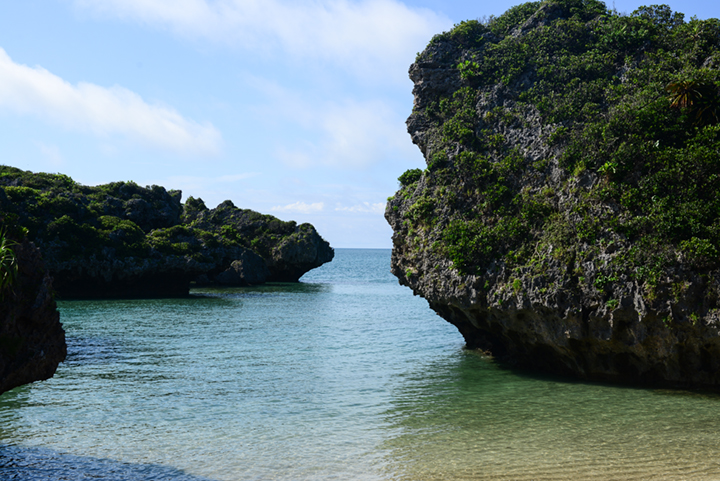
[{"xmin": 1, "ymin": 249, "xmax": 720, "ymax": 480}]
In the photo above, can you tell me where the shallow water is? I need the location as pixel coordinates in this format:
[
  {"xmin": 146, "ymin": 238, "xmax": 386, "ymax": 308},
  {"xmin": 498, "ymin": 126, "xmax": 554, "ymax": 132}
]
[{"xmin": 1, "ymin": 249, "xmax": 719, "ymax": 480}]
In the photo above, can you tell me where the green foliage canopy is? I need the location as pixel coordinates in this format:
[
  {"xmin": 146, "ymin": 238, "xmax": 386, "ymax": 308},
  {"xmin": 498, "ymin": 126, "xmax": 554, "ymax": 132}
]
[{"xmin": 408, "ymin": 1, "xmax": 720, "ymax": 282}]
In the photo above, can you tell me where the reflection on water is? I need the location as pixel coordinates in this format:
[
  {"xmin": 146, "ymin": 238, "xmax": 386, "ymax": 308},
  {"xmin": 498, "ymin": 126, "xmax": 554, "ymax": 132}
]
[
  {"xmin": 0, "ymin": 249, "xmax": 719, "ymax": 480},
  {"xmin": 192, "ymin": 281, "xmax": 331, "ymax": 298},
  {"xmin": 0, "ymin": 444, "xmax": 217, "ymax": 481},
  {"xmin": 64, "ymin": 336, "xmax": 127, "ymax": 367},
  {"xmin": 382, "ymin": 351, "xmax": 720, "ymax": 480}
]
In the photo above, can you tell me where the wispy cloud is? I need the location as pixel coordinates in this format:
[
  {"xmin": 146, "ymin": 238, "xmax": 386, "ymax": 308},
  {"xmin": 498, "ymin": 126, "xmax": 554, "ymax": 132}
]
[
  {"xmin": 271, "ymin": 201, "xmax": 325, "ymax": 214},
  {"xmin": 37, "ymin": 142, "xmax": 65, "ymax": 166},
  {"xmin": 246, "ymin": 77, "xmax": 417, "ymax": 169},
  {"xmin": 275, "ymin": 98, "xmax": 416, "ymax": 169},
  {"xmin": 335, "ymin": 202, "xmax": 385, "ymax": 213},
  {"xmin": 74, "ymin": 0, "xmax": 450, "ymax": 82},
  {"xmin": 0, "ymin": 48, "xmax": 221, "ymax": 154}
]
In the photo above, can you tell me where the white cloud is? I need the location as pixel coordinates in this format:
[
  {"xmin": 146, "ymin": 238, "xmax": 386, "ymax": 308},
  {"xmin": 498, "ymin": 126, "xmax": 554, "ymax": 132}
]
[
  {"xmin": 250, "ymin": 80, "xmax": 417, "ymax": 169},
  {"xmin": 335, "ymin": 202, "xmax": 385, "ymax": 213},
  {"xmin": 279, "ymin": 98, "xmax": 417, "ymax": 169},
  {"xmin": 74, "ymin": 0, "xmax": 450, "ymax": 82},
  {"xmin": 271, "ymin": 201, "xmax": 325, "ymax": 214},
  {"xmin": 0, "ymin": 48, "xmax": 221, "ymax": 154},
  {"xmin": 37, "ymin": 142, "xmax": 64, "ymax": 166}
]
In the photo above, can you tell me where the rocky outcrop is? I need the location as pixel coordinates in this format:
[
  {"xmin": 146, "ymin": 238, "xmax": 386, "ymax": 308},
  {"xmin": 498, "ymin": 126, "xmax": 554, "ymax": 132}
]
[
  {"xmin": 266, "ymin": 224, "xmax": 336, "ymax": 282},
  {"xmin": 0, "ymin": 167, "xmax": 333, "ymax": 298},
  {"xmin": 188, "ymin": 199, "xmax": 334, "ymax": 283},
  {"xmin": 0, "ymin": 238, "xmax": 66, "ymax": 394},
  {"xmin": 387, "ymin": 1, "xmax": 720, "ymax": 388}
]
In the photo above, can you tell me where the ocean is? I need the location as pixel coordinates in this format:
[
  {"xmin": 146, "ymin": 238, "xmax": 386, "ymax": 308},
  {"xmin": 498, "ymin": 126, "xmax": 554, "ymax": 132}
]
[{"xmin": 1, "ymin": 249, "xmax": 720, "ymax": 480}]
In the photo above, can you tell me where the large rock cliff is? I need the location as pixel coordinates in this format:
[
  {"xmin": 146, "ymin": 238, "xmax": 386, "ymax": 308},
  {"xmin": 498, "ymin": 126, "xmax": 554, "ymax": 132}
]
[
  {"xmin": 0, "ymin": 167, "xmax": 333, "ymax": 298},
  {"xmin": 387, "ymin": 1, "xmax": 720, "ymax": 387},
  {"xmin": 0, "ymin": 234, "xmax": 66, "ymax": 395}
]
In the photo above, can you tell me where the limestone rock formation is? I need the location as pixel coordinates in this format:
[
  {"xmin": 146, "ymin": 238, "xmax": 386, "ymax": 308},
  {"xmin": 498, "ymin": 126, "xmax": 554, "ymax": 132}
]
[
  {"xmin": 0, "ymin": 167, "xmax": 333, "ymax": 298},
  {"xmin": 0, "ymin": 238, "xmax": 66, "ymax": 394},
  {"xmin": 188, "ymin": 199, "xmax": 334, "ymax": 283},
  {"xmin": 267, "ymin": 224, "xmax": 336, "ymax": 282},
  {"xmin": 387, "ymin": 1, "xmax": 720, "ymax": 388}
]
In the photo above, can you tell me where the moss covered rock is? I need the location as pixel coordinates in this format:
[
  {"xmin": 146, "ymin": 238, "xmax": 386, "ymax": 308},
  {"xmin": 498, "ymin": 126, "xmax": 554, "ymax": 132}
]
[
  {"xmin": 387, "ymin": 0, "xmax": 720, "ymax": 388},
  {"xmin": 0, "ymin": 166, "xmax": 333, "ymax": 298},
  {"xmin": 0, "ymin": 228, "xmax": 66, "ymax": 394}
]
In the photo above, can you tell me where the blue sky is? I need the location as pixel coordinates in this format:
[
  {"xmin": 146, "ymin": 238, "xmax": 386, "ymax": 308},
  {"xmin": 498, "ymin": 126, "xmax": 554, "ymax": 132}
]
[{"xmin": 1, "ymin": 0, "xmax": 719, "ymax": 248}]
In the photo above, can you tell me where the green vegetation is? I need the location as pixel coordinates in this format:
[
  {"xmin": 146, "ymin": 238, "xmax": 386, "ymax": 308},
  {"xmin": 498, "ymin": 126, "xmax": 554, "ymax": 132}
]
[
  {"xmin": 398, "ymin": 168, "xmax": 423, "ymax": 186},
  {"xmin": 0, "ymin": 231, "xmax": 17, "ymax": 299},
  {"xmin": 0, "ymin": 165, "xmax": 302, "ymax": 268},
  {"xmin": 402, "ymin": 0, "xmax": 720, "ymax": 296}
]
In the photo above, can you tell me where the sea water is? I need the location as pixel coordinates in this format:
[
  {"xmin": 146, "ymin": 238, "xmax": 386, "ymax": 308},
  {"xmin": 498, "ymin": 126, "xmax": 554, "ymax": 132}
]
[{"xmin": 1, "ymin": 249, "xmax": 720, "ymax": 480}]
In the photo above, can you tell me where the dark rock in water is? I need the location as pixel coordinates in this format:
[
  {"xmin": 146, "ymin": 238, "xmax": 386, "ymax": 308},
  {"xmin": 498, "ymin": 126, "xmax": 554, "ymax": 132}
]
[
  {"xmin": 387, "ymin": 2, "xmax": 720, "ymax": 388},
  {"xmin": 0, "ymin": 239, "xmax": 66, "ymax": 395},
  {"xmin": 0, "ymin": 166, "xmax": 333, "ymax": 298}
]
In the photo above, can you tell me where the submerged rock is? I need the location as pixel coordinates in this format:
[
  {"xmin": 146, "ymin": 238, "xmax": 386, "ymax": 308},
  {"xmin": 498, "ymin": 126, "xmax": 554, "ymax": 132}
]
[
  {"xmin": 387, "ymin": 1, "xmax": 720, "ymax": 388},
  {"xmin": 0, "ymin": 238, "xmax": 66, "ymax": 394}
]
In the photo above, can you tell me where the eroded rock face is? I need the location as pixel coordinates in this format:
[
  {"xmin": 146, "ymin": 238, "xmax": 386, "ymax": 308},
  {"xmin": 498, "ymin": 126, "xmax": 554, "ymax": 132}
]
[
  {"xmin": 189, "ymin": 200, "xmax": 334, "ymax": 284},
  {"xmin": 215, "ymin": 250, "xmax": 269, "ymax": 286},
  {"xmin": 267, "ymin": 224, "xmax": 336, "ymax": 282},
  {"xmin": 0, "ymin": 239, "xmax": 66, "ymax": 395},
  {"xmin": 387, "ymin": 2, "xmax": 720, "ymax": 388}
]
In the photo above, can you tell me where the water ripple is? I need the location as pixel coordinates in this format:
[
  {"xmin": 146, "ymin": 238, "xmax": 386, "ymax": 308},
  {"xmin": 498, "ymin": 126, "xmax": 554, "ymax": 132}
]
[{"xmin": 1, "ymin": 250, "xmax": 720, "ymax": 480}]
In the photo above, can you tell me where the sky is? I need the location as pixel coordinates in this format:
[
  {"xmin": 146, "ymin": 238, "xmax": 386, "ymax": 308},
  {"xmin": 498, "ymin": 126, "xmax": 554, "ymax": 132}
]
[{"xmin": 1, "ymin": 0, "xmax": 720, "ymax": 248}]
